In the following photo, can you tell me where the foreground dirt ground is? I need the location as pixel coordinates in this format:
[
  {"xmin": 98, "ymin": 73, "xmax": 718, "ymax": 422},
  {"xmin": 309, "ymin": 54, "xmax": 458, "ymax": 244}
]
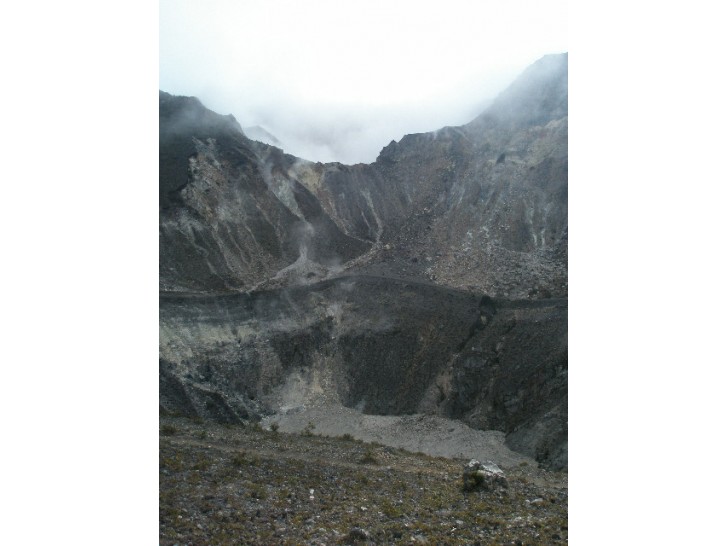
[{"xmin": 160, "ymin": 416, "xmax": 567, "ymax": 545}]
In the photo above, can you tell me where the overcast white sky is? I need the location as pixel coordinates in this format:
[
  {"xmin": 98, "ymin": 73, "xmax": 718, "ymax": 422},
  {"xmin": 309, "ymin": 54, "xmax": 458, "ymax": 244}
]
[{"xmin": 162, "ymin": 0, "xmax": 567, "ymax": 163}]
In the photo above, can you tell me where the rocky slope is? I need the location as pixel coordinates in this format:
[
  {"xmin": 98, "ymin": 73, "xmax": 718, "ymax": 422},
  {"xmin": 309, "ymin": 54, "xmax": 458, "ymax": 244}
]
[
  {"xmin": 160, "ymin": 417, "xmax": 568, "ymax": 545},
  {"xmin": 159, "ymin": 53, "xmax": 568, "ymax": 469}
]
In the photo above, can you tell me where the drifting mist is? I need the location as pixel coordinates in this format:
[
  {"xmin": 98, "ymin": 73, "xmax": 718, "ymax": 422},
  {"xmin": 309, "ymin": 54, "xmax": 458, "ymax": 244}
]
[{"xmin": 160, "ymin": 0, "xmax": 567, "ymax": 164}]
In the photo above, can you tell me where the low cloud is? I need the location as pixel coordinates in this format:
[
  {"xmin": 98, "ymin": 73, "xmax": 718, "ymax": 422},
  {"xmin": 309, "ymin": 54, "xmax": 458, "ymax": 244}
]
[{"xmin": 161, "ymin": 0, "xmax": 567, "ymax": 164}]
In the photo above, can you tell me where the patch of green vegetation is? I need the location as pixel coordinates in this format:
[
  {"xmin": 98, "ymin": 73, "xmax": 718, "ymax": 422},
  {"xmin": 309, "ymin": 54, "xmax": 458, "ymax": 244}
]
[
  {"xmin": 161, "ymin": 424, "xmax": 178, "ymax": 436},
  {"xmin": 231, "ymin": 451, "xmax": 261, "ymax": 467},
  {"xmin": 303, "ymin": 421, "xmax": 316, "ymax": 436},
  {"xmin": 380, "ymin": 499, "xmax": 404, "ymax": 519},
  {"xmin": 359, "ymin": 448, "xmax": 379, "ymax": 465},
  {"xmin": 192, "ymin": 455, "xmax": 211, "ymax": 471},
  {"xmin": 463, "ymin": 471, "xmax": 487, "ymax": 492},
  {"xmin": 248, "ymin": 483, "xmax": 268, "ymax": 500},
  {"xmin": 231, "ymin": 452, "xmax": 248, "ymax": 467},
  {"xmin": 160, "ymin": 452, "xmax": 184, "ymax": 472}
]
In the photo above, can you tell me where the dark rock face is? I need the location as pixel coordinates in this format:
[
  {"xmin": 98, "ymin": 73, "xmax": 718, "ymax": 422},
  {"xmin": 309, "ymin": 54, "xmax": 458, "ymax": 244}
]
[
  {"xmin": 443, "ymin": 298, "xmax": 568, "ymax": 467},
  {"xmin": 159, "ymin": 92, "xmax": 370, "ymax": 292},
  {"xmin": 159, "ymin": 54, "xmax": 568, "ymax": 468},
  {"xmin": 160, "ymin": 277, "xmax": 568, "ymax": 468}
]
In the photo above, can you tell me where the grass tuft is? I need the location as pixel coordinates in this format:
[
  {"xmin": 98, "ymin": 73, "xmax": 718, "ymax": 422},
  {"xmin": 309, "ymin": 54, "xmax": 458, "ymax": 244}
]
[{"xmin": 161, "ymin": 424, "xmax": 178, "ymax": 436}]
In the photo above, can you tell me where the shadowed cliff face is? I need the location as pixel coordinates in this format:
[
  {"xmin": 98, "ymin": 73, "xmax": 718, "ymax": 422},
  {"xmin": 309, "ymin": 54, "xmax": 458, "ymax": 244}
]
[
  {"xmin": 160, "ymin": 276, "xmax": 567, "ymax": 468},
  {"xmin": 159, "ymin": 54, "xmax": 568, "ymax": 468}
]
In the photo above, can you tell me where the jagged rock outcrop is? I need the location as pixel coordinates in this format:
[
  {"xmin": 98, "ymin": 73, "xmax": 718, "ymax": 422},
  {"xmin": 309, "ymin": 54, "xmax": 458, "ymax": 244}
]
[
  {"xmin": 160, "ymin": 53, "xmax": 567, "ymax": 297},
  {"xmin": 159, "ymin": 53, "xmax": 568, "ymax": 468},
  {"xmin": 160, "ymin": 92, "xmax": 370, "ymax": 292}
]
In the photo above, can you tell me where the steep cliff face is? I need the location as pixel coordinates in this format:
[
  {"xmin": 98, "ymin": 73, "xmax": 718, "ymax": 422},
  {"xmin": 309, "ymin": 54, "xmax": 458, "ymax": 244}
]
[
  {"xmin": 159, "ymin": 276, "xmax": 567, "ymax": 467},
  {"xmin": 159, "ymin": 53, "xmax": 568, "ymax": 468},
  {"xmin": 159, "ymin": 92, "xmax": 370, "ymax": 292},
  {"xmin": 160, "ymin": 54, "xmax": 567, "ymax": 297}
]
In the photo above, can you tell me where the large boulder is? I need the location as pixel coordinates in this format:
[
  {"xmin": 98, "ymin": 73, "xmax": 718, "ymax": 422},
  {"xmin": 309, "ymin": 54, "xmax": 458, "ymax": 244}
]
[{"xmin": 462, "ymin": 459, "xmax": 508, "ymax": 492}]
